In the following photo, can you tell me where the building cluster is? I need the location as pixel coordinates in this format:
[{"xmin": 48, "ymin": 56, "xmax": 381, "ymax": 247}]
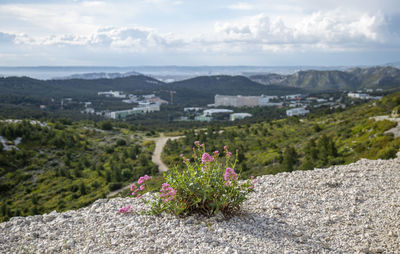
[
  {"xmin": 122, "ymin": 94, "xmax": 168, "ymax": 105},
  {"xmin": 347, "ymin": 92, "xmax": 382, "ymax": 100},
  {"xmin": 109, "ymin": 103, "xmax": 160, "ymax": 119},
  {"xmin": 81, "ymin": 92, "xmax": 167, "ymax": 119},
  {"xmin": 97, "ymin": 90, "xmax": 126, "ymax": 98},
  {"xmin": 214, "ymin": 95, "xmax": 280, "ymax": 107},
  {"xmin": 286, "ymin": 107, "xmax": 310, "ymax": 116},
  {"xmin": 182, "ymin": 108, "xmax": 252, "ymax": 122}
]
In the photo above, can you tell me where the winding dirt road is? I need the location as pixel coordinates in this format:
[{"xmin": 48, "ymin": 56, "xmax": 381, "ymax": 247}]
[
  {"xmin": 150, "ymin": 133, "xmax": 183, "ymax": 172},
  {"xmin": 373, "ymin": 115, "xmax": 400, "ymax": 138},
  {"xmin": 107, "ymin": 133, "xmax": 183, "ymax": 197}
]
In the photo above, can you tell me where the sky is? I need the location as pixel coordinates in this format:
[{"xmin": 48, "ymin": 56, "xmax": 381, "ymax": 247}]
[{"xmin": 0, "ymin": 0, "xmax": 399, "ymax": 66}]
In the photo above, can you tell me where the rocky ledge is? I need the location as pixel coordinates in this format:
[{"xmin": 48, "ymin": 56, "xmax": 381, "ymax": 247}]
[{"xmin": 1, "ymin": 158, "xmax": 399, "ymax": 253}]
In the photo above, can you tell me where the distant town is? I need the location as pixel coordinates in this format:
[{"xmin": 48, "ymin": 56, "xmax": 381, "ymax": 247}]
[{"xmin": 69, "ymin": 88, "xmax": 384, "ymax": 122}]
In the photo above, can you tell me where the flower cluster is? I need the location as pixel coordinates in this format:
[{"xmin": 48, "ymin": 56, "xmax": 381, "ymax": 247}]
[
  {"xmin": 159, "ymin": 183, "xmax": 176, "ymax": 202},
  {"xmin": 249, "ymin": 176, "xmax": 257, "ymax": 189},
  {"xmin": 148, "ymin": 142, "xmax": 256, "ymax": 217},
  {"xmin": 118, "ymin": 205, "xmax": 132, "ymax": 214},
  {"xmin": 224, "ymin": 167, "xmax": 238, "ymax": 185},
  {"xmin": 131, "ymin": 174, "xmax": 151, "ymax": 199},
  {"xmin": 201, "ymin": 152, "xmax": 214, "ymax": 163}
]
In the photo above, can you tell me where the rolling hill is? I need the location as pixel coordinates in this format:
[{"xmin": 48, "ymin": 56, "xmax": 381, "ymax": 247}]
[
  {"xmin": 163, "ymin": 75, "xmax": 305, "ymax": 105},
  {"xmin": 249, "ymin": 66, "xmax": 400, "ymax": 91}
]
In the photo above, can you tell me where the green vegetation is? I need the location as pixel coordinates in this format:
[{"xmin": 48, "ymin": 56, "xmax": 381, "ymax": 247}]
[
  {"xmin": 142, "ymin": 144, "xmax": 255, "ymax": 217},
  {"xmin": 163, "ymin": 92, "xmax": 400, "ymax": 178},
  {"xmin": 0, "ymin": 119, "xmax": 157, "ymax": 222}
]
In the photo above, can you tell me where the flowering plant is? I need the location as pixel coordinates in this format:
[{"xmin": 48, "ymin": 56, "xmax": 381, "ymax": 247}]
[{"xmin": 149, "ymin": 142, "xmax": 256, "ymax": 217}]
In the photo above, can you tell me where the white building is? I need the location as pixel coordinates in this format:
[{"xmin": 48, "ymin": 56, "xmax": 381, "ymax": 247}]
[
  {"xmin": 143, "ymin": 94, "xmax": 156, "ymax": 99},
  {"xmin": 82, "ymin": 108, "xmax": 95, "ymax": 114},
  {"xmin": 184, "ymin": 107, "xmax": 203, "ymax": 112},
  {"xmin": 230, "ymin": 113, "xmax": 252, "ymax": 121},
  {"xmin": 109, "ymin": 104, "xmax": 160, "ymax": 119},
  {"xmin": 286, "ymin": 107, "xmax": 310, "ymax": 117},
  {"xmin": 98, "ymin": 90, "xmax": 126, "ymax": 98},
  {"xmin": 203, "ymin": 109, "xmax": 233, "ymax": 116},
  {"xmin": 215, "ymin": 95, "xmax": 279, "ymax": 107},
  {"xmin": 348, "ymin": 92, "xmax": 368, "ymax": 99},
  {"xmin": 285, "ymin": 94, "xmax": 302, "ymax": 100}
]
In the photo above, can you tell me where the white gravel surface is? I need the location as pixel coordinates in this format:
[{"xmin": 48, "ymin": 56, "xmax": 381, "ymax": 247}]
[{"xmin": 1, "ymin": 157, "xmax": 399, "ymax": 253}]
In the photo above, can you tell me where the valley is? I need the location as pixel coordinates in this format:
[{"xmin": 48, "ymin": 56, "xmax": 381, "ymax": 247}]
[{"xmin": 0, "ymin": 67, "xmax": 399, "ymax": 223}]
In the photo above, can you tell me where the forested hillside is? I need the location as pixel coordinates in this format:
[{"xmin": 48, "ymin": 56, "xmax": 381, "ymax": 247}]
[
  {"xmin": 162, "ymin": 75, "xmax": 304, "ymax": 105},
  {"xmin": 0, "ymin": 120, "xmax": 157, "ymax": 222},
  {"xmin": 249, "ymin": 66, "xmax": 400, "ymax": 91}
]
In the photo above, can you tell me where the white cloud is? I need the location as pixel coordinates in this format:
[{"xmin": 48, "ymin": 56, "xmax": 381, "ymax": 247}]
[
  {"xmin": 0, "ymin": 1, "xmax": 399, "ymax": 65},
  {"xmin": 212, "ymin": 9, "xmax": 388, "ymax": 52}
]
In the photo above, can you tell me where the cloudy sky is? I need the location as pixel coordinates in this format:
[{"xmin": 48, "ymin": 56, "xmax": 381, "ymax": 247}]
[{"xmin": 0, "ymin": 0, "xmax": 399, "ymax": 66}]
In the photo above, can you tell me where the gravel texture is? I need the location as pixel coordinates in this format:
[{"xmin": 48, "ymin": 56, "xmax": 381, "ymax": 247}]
[{"xmin": 1, "ymin": 157, "xmax": 399, "ymax": 253}]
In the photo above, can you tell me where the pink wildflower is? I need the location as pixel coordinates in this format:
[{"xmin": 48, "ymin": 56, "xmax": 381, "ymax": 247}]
[
  {"xmin": 226, "ymin": 152, "xmax": 232, "ymax": 157},
  {"xmin": 250, "ymin": 175, "xmax": 258, "ymax": 184},
  {"xmin": 180, "ymin": 153, "xmax": 184, "ymax": 158},
  {"xmin": 201, "ymin": 153, "xmax": 214, "ymax": 163},
  {"xmin": 160, "ymin": 183, "xmax": 176, "ymax": 202},
  {"xmin": 224, "ymin": 145, "xmax": 228, "ymax": 150},
  {"xmin": 118, "ymin": 205, "xmax": 132, "ymax": 214},
  {"xmin": 139, "ymin": 184, "xmax": 145, "ymax": 191},
  {"xmin": 224, "ymin": 167, "xmax": 238, "ymax": 182},
  {"xmin": 214, "ymin": 150, "xmax": 219, "ymax": 155},
  {"xmin": 194, "ymin": 141, "xmax": 200, "ymax": 146},
  {"xmin": 130, "ymin": 184, "xmax": 137, "ymax": 191},
  {"xmin": 138, "ymin": 175, "xmax": 151, "ymax": 184}
]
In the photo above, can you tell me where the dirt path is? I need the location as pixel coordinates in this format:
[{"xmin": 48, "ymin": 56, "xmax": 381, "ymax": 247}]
[
  {"xmin": 107, "ymin": 133, "xmax": 183, "ymax": 197},
  {"xmin": 373, "ymin": 115, "xmax": 400, "ymax": 138},
  {"xmin": 150, "ymin": 133, "xmax": 183, "ymax": 172}
]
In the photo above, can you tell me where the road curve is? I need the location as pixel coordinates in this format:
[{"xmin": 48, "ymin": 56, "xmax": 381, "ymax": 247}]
[
  {"xmin": 151, "ymin": 133, "xmax": 183, "ymax": 172},
  {"xmin": 106, "ymin": 133, "xmax": 183, "ymax": 198}
]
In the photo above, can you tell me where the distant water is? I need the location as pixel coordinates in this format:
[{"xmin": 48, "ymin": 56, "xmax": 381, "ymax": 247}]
[
  {"xmin": 0, "ymin": 66, "xmax": 351, "ymax": 80},
  {"xmin": 0, "ymin": 66, "xmax": 136, "ymax": 80}
]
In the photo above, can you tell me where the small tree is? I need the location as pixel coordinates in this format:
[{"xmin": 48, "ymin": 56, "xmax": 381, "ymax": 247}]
[
  {"xmin": 100, "ymin": 121, "xmax": 113, "ymax": 131},
  {"xmin": 281, "ymin": 146, "xmax": 298, "ymax": 172}
]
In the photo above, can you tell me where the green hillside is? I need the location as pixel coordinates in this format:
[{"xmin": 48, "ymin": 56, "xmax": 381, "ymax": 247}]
[
  {"xmin": 249, "ymin": 66, "xmax": 400, "ymax": 91},
  {"xmin": 163, "ymin": 75, "xmax": 305, "ymax": 105},
  {"xmin": 0, "ymin": 120, "xmax": 158, "ymax": 222},
  {"xmin": 163, "ymin": 91, "xmax": 400, "ymax": 178}
]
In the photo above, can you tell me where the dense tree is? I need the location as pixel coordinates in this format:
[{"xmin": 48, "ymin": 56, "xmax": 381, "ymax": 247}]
[{"xmin": 281, "ymin": 146, "xmax": 298, "ymax": 172}]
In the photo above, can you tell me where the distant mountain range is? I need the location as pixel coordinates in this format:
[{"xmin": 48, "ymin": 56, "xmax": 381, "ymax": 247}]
[
  {"xmin": 0, "ymin": 74, "xmax": 303, "ymax": 108},
  {"xmin": 0, "ymin": 66, "xmax": 399, "ymax": 115},
  {"xmin": 249, "ymin": 66, "xmax": 400, "ymax": 91},
  {"xmin": 57, "ymin": 71, "xmax": 142, "ymax": 80}
]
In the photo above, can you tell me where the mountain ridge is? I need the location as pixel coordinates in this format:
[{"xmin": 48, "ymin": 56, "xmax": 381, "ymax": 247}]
[{"xmin": 249, "ymin": 66, "xmax": 400, "ymax": 91}]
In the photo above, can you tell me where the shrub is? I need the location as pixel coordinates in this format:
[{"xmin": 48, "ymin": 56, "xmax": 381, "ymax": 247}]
[
  {"xmin": 100, "ymin": 121, "xmax": 113, "ymax": 131},
  {"xmin": 144, "ymin": 142, "xmax": 255, "ymax": 217},
  {"xmin": 109, "ymin": 182, "xmax": 122, "ymax": 191}
]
